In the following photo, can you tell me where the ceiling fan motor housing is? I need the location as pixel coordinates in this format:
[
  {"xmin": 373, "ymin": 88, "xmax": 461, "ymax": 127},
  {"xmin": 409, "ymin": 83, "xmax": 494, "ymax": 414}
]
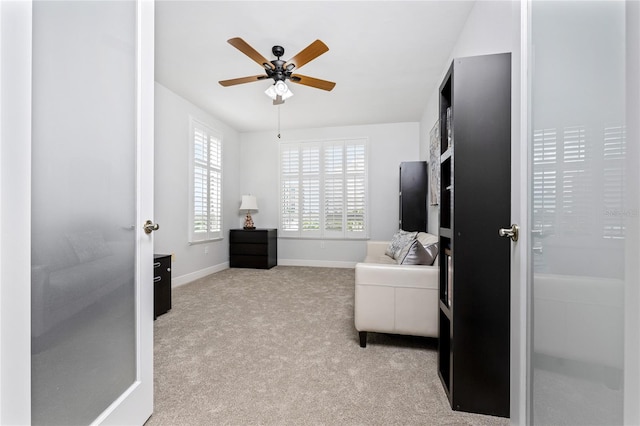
[{"xmin": 272, "ymin": 45, "xmax": 285, "ymax": 58}]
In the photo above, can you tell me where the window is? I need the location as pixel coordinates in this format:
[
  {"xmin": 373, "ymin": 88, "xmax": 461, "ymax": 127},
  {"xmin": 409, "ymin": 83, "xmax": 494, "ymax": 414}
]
[
  {"xmin": 189, "ymin": 118, "xmax": 222, "ymax": 243},
  {"xmin": 280, "ymin": 138, "xmax": 368, "ymax": 239}
]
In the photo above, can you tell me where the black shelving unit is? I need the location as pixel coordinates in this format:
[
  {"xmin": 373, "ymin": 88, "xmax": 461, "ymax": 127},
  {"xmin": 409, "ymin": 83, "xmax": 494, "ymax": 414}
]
[
  {"xmin": 437, "ymin": 53, "xmax": 512, "ymax": 418},
  {"xmin": 399, "ymin": 161, "xmax": 428, "ymax": 232}
]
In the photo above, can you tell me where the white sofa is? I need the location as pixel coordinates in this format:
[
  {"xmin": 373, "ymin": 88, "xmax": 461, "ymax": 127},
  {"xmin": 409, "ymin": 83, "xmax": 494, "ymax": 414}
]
[{"xmin": 354, "ymin": 233, "xmax": 439, "ymax": 347}]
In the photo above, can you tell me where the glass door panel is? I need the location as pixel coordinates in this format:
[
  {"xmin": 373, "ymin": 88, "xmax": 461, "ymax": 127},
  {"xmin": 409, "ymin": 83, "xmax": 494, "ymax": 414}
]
[
  {"xmin": 31, "ymin": 1, "xmax": 137, "ymax": 424},
  {"xmin": 530, "ymin": 1, "xmax": 627, "ymax": 424}
]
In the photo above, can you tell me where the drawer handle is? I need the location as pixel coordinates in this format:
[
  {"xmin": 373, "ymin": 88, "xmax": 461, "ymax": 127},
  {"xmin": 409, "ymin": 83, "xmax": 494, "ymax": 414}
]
[
  {"xmin": 153, "ymin": 262, "xmax": 161, "ymax": 268},
  {"xmin": 154, "ymin": 276, "xmax": 161, "ymax": 283}
]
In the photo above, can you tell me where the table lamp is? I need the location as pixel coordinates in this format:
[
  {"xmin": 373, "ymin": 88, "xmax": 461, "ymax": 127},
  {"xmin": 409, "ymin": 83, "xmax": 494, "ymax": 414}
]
[{"xmin": 240, "ymin": 195, "xmax": 258, "ymax": 230}]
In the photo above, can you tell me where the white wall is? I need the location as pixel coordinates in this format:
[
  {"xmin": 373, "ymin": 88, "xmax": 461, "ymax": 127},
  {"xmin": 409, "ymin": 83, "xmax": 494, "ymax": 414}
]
[
  {"xmin": 420, "ymin": 0, "xmax": 518, "ymax": 236},
  {"xmin": 240, "ymin": 122, "xmax": 420, "ymax": 267},
  {"xmin": 154, "ymin": 83, "xmax": 241, "ymax": 285}
]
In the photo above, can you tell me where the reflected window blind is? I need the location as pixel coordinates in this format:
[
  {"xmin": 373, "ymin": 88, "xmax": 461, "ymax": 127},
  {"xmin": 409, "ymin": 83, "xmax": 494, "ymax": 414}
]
[
  {"xmin": 560, "ymin": 126, "xmax": 592, "ymax": 236},
  {"xmin": 190, "ymin": 118, "xmax": 222, "ymax": 242},
  {"xmin": 603, "ymin": 125, "xmax": 626, "ymax": 239},
  {"xmin": 532, "ymin": 128, "xmax": 558, "ymax": 234},
  {"xmin": 533, "ymin": 125, "xmax": 627, "ymax": 241},
  {"xmin": 280, "ymin": 138, "xmax": 368, "ymax": 239}
]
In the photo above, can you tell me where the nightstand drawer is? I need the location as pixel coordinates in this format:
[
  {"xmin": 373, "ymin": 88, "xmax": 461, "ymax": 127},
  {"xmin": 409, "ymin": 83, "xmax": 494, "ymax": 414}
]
[
  {"xmin": 230, "ymin": 254, "xmax": 274, "ymax": 269},
  {"xmin": 230, "ymin": 229, "xmax": 274, "ymax": 243},
  {"xmin": 230, "ymin": 243, "xmax": 269, "ymax": 256}
]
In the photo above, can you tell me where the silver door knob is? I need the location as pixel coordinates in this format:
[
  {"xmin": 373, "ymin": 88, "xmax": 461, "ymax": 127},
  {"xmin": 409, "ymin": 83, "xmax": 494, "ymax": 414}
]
[
  {"xmin": 498, "ymin": 224, "xmax": 519, "ymax": 242},
  {"xmin": 143, "ymin": 220, "xmax": 159, "ymax": 234}
]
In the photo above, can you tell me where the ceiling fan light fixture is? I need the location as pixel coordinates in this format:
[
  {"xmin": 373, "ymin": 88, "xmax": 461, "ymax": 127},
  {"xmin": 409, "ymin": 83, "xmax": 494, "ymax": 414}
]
[
  {"xmin": 274, "ymin": 81, "xmax": 288, "ymax": 95},
  {"xmin": 281, "ymin": 88, "xmax": 293, "ymax": 100},
  {"xmin": 265, "ymin": 84, "xmax": 277, "ymax": 100},
  {"xmin": 265, "ymin": 81, "xmax": 293, "ymax": 101}
]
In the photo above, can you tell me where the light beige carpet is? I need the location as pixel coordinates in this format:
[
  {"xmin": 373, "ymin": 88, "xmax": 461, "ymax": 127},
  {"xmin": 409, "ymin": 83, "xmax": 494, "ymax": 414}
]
[{"xmin": 146, "ymin": 266, "xmax": 509, "ymax": 426}]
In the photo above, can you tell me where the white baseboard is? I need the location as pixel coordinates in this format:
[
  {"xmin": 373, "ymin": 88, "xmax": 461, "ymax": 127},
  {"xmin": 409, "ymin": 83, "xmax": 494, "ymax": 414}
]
[
  {"xmin": 172, "ymin": 262, "xmax": 229, "ymax": 288},
  {"xmin": 278, "ymin": 259, "xmax": 356, "ymax": 269},
  {"xmin": 172, "ymin": 260, "xmax": 355, "ymax": 287}
]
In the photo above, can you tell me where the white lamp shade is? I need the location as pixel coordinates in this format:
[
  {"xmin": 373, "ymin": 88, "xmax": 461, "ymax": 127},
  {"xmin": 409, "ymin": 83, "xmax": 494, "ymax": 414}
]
[
  {"xmin": 239, "ymin": 195, "xmax": 258, "ymax": 211},
  {"xmin": 265, "ymin": 82, "xmax": 293, "ymax": 101}
]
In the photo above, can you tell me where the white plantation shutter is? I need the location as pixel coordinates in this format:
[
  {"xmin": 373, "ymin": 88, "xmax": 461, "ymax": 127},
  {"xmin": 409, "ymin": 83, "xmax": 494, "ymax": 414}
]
[
  {"xmin": 279, "ymin": 138, "xmax": 368, "ymax": 239},
  {"xmin": 281, "ymin": 145, "xmax": 300, "ymax": 234},
  {"xmin": 324, "ymin": 142, "xmax": 344, "ymax": 237},
  {"xmin": 346, "ymin": 140, "xmax": 366, "ymax": 237},
  {"xmin": 190, "ymin": 118, "xmax": 222, "ymax": 242},
  {"xmin": 301, "ymin": 144, "xmax": 321, "ymax": 235}
]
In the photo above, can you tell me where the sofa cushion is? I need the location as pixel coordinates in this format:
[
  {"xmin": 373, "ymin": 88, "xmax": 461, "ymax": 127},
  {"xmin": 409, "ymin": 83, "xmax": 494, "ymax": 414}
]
[
  {"xmin": 385, "ymin": 230, "xmax": 418, "ymax": 259},
  {"xmin": 397, "ymin": 239, "xmax": 434, "ymax": 265}
]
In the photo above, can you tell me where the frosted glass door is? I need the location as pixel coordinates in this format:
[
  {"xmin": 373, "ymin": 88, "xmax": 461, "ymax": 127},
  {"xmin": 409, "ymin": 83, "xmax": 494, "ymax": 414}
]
[
  {"xmin": 31, "ymin": 1, "xmax": 152, "ymax": 424},
  {"xmin": 530, "ymin": 1, "xmax": 632, "ymax": 424}
]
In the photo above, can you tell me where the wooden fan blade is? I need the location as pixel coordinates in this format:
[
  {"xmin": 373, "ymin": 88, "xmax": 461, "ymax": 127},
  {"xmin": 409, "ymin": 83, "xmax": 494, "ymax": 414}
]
[
  {"xmin": 290, "ymin": 74, "xmax": 336, "ymax": 91},
  {"xmin": 218, "ymin": 75, "xmax": 267, "ymax": 87},
  {"xmin": 285, "ymin": 40, "xmax": 328, "ymax": 70},
  {"xmin": 227, "ymin": 37, "xmax": 273, "ymax": 70}
]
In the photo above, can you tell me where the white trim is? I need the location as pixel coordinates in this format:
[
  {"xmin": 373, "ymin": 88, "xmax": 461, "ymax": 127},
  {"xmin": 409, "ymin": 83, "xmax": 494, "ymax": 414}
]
[
  {"xmin": 512, "ymin": 2, "xmax": 531, "ymax": 425},
  {"xmin": 278, "ymin": 259, "xmax": 356, "ymax": 269},
  {"xmin": 172, "ymin": 262, "xmax": 229, "ymax": 288},
  {"xmin": 0, "ymin": 1, "xmax": 32, "ymax": 423},
  {"xmin": 624, "ymin": 1, "xmax": 640, "ymax": 423}
]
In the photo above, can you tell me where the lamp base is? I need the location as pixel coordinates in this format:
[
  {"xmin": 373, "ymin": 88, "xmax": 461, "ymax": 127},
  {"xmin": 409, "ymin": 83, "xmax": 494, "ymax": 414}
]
[{"xmin": 243, "ymin": 212, "xmax": 255, "ymax": 230}]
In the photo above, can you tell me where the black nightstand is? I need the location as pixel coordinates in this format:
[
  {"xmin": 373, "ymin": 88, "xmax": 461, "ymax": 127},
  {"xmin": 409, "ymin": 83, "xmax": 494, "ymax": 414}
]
[
  {"xmin": 229, "ymin": 229, "xmax": 277, "ymax": 269},
  {"xmin": 153, "ymin": 254, "xmax": 172, "ymax": 319}
]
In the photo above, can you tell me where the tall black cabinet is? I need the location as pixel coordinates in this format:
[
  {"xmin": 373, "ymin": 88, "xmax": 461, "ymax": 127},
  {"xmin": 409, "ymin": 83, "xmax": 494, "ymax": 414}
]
[
  {"xmin": 437, "ymin": 53, "xmax": 511, "ymax": 418},
  {"xmin": 399, "ymin": 161, "xmax": 428, "ymax": 232}
]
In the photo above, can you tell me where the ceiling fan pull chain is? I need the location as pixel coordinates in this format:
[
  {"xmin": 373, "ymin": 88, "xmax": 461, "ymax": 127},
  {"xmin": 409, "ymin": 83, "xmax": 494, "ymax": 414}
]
[{"xmin": 277, "ymin": 105, "xmax": 281, "ymax": 139}]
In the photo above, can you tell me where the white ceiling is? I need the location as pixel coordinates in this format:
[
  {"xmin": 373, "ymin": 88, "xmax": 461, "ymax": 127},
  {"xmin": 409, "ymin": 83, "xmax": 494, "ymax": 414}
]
[{"xmin": 155, "ymin": 1, "xmax": 475, "ymax": 133}]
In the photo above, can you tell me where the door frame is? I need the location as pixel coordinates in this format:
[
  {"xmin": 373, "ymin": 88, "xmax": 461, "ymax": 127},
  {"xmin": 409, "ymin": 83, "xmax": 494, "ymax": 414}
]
[
  {"xmin": 0, "ymin": 1, "xmax": 154, "ymax": 424},
  {"xmin": 508, "ymin": 1, "xmax": 530, "ymax": 425},
  {"xmin": 0, "ymin": 1, "xmax": 33, "ymax": 423}
]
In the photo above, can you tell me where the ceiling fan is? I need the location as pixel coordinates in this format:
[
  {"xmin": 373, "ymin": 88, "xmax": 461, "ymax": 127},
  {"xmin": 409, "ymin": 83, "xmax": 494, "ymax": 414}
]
[{"xmin": 218, "ymin": 37, "xmax": 336, "ymax": 105}]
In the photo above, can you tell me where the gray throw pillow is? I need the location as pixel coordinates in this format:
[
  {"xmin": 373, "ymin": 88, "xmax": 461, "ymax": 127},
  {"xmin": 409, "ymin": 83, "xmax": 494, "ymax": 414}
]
[
  {"xmin": 397, "ymin": 240, "xmax": 439, "ymax": 265},
  {"xmin": 385, "ymin": 230, "xmax": 418, "ymax": 259},
  {"xmin": 422, "ymin": 242, "xmax": 439, "ymax": 266}
]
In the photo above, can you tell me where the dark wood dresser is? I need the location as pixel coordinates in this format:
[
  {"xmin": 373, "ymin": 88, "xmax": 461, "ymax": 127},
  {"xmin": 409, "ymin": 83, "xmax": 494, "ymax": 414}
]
[{"xmin": 229, "ymin": 229, "xmax": 277, "ymax": 269}]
